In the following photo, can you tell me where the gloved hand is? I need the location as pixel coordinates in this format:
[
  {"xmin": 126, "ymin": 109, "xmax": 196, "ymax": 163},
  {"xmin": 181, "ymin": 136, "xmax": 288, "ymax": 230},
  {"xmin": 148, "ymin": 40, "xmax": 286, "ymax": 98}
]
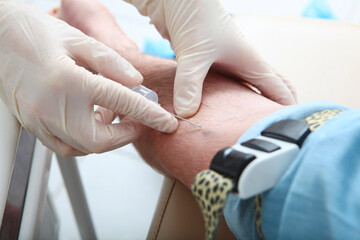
[
  {"xmin": 0, "ymin": 1, "xmax": 178, "ymax": 156},
  {"xmin": 125, "ymin": 0, "xmax": 297, "ymax": 117}
]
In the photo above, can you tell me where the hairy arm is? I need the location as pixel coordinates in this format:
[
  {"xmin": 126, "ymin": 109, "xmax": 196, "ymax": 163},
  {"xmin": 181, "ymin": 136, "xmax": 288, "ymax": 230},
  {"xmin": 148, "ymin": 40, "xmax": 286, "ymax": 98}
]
[{"xmin": 121, "ymin": 51, "xmax": 284, "ymax": 188}]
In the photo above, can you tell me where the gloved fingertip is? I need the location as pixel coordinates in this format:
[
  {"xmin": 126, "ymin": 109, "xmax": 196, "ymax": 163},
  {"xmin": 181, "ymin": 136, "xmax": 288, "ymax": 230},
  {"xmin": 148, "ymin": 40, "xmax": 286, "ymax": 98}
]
[
  {"xmin": 156, "ymin": 114, "xmax": 179, "ymax": 134},
  {"xmin": 119, "ymin": 67, "xmax": 143, "ymax": 86},
  {"xmin": 270, "ymin": 92, "xmax": 297, "ymax": 106},
  {"xmin": 116, "ymin": 57, "xmax": 143, "ymax": 84},
  {"xmin": 94, "ymin": 112, "xmax": 103, "ymax": 123},
  {"xmin": 174, "ymin": 106, "xmax": 198, "ymax": 118},
  {"xmin": 167, "ymin": 116, "xmax": 179, "ymax": 133},
  {"xmin": 283, "ymin": 96, "xmax": 297, "ymax": 106},
  {"xmin": 174, "ymin": 98, "xmax": 200, "ymax": 118},
  {"xmin": 173, "ymin": 84, "xmax": 202, "ymax": 118},
  {"xmin": 131, "ymin": 69, "xmax": 144, "ymax": 84}
]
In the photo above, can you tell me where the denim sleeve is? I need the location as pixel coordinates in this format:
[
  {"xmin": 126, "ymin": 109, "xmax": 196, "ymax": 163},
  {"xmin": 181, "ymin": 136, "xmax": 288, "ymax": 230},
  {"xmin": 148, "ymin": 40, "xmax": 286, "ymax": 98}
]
[{"xmin": 224, "ymin": 102, "xmax": 360, "ymax": 239}]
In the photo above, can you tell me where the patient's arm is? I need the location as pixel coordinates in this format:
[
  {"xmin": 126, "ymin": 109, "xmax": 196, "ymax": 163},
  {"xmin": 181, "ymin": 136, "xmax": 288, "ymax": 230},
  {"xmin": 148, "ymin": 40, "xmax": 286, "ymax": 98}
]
[
  {"xmin": 131, "ymin": 55, "xmax": 284, "ymax": 188},
  {"xmin": 55, "ymin": 0, "xmax": 285, "ymax": 188}
]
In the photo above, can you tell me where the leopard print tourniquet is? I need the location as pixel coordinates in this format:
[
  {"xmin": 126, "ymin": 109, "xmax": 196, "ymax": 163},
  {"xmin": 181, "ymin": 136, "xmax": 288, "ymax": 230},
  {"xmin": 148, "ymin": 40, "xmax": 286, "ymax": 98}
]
[
  {"xmin": 305, "ymin": 109, "xmax": 344, "ymax": 131},
  {"xmin": 192, "ymin": 170, "xmax": 233, "ymax": 240}
]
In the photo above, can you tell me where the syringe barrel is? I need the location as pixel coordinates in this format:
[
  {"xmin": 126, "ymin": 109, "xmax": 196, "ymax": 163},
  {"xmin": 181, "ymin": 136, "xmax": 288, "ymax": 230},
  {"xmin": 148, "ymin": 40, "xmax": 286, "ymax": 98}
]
[{"xmin": 127, "ymin": 85, "xmax": 158, "ymax": 103}]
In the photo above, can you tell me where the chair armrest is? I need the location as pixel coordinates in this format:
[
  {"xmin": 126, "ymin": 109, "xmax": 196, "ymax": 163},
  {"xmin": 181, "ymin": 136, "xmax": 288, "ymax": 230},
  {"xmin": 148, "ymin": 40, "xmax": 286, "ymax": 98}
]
[
  {"xmin": 0, "ymin": 99, "xmax": 21, "ymax": 225},
  {"xmin": 147, "ymin": 178, "xmax": 235, "ymax": 240}
]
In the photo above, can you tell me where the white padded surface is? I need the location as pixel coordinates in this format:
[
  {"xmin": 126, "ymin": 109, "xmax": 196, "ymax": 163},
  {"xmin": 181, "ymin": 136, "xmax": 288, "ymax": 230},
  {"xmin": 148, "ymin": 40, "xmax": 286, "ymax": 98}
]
[{"xmin": 236, "ymin": 15, "xmax": 360, "ymax": 108}]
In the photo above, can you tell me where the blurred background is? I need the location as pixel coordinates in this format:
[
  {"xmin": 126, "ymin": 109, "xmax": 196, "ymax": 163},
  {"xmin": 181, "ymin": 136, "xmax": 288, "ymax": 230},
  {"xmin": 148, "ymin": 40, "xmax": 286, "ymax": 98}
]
[{"xmin": 16, "ymin": 0, "xmax": 360, "ymax": 239}]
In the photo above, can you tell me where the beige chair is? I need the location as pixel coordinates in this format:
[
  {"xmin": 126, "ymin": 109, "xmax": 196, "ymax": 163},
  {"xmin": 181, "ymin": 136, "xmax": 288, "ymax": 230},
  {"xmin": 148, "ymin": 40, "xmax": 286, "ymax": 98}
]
[{"xmin": 147, "ymin": 15, "xmax": 360, "ymax": 239}]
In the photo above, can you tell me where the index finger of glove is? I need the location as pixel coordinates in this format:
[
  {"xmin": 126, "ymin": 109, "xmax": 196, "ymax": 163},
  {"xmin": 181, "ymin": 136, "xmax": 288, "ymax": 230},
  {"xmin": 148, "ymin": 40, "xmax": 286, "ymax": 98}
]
[{"xmin": 87, "ymin": 72, "xmax": 178, "ymax": 133}]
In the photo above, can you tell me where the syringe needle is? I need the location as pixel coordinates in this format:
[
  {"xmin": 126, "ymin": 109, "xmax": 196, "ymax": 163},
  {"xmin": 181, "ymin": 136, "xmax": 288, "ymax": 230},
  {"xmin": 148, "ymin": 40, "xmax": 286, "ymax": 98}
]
[{"xmin": 170, "ymin": 113, "xmax": 202, "ymax": 128}]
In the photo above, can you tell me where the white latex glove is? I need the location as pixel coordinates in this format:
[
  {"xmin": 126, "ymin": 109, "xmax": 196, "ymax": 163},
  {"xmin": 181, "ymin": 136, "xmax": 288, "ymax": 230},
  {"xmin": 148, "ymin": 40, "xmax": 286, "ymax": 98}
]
[
  {"xmin": 125, "ymin": 0, "xmax": 297, "ymax": 117},
  {"xmin": 0, "ymin": 1, "xmax": 177, "ymax": 156}
]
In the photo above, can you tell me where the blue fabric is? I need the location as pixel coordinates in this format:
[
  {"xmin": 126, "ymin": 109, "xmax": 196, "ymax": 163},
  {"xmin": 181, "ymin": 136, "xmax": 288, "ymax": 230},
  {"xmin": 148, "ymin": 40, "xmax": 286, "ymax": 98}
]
[
  {"xmin": 302, "ymin": 0, "xmax": 336, "ymax": 20},
  {"xmin": 224, "ymin": 101, "xmax": 360, "ymax": 239},
  {"xmin": 143, "ymin": 38, "xmax": 175, "ymax": 59}
]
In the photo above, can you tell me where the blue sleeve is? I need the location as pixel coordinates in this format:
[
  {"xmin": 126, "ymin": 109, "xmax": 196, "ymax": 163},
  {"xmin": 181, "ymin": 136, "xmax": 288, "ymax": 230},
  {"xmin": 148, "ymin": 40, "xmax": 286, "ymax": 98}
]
[{"xmin": 224, "ymin": 102, "xmax": 360, "ymax": 239}]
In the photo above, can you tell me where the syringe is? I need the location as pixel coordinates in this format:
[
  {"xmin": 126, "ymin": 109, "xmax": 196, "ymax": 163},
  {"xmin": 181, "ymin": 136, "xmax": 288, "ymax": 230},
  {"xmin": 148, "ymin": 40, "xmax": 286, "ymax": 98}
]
[{"xmin": 127, "ymin": 85, "xmax": 202, "ymax": 128}]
